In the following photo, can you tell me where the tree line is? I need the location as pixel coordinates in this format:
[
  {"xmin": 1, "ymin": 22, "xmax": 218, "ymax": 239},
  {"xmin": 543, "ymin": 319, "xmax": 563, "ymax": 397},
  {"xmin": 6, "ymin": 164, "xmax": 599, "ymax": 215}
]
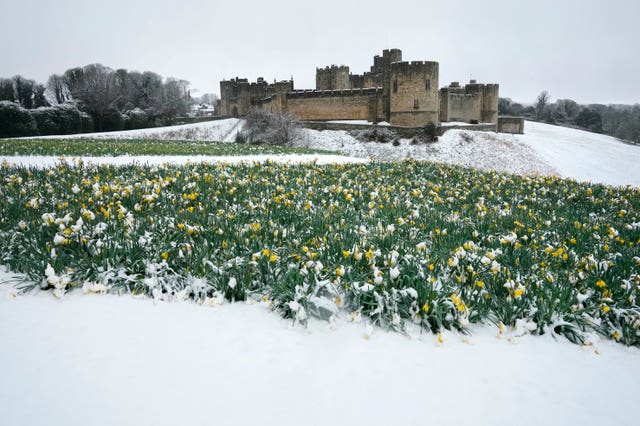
[
  {"xmin": 0, "ymin": 64, "xmax": 195, "ymax": 138},
  {"xmin": 500, "ymin": 91, "xmax": 640, "ymax": 143}
]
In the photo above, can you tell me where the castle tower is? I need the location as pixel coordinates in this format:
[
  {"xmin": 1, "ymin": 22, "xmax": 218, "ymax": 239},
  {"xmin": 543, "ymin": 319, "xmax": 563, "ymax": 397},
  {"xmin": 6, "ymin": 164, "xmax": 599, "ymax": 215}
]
[
  {"xmin": 273, "ymin": 79, "xmax": 294, "ymax": 112},
  {"xmin": 389, "ymin": 61, "xmax": 439, "ymax": 126},
  {"xmin": 315, "ymin": 65, "xmax": 350, "ymax": 90},
  {"xmin": 481, "ymin": 84, "xmax": 499, "ymax": 123},
  {"xmin": 381, "ymin": 48, "xmax": 402, "ymax": 120}
]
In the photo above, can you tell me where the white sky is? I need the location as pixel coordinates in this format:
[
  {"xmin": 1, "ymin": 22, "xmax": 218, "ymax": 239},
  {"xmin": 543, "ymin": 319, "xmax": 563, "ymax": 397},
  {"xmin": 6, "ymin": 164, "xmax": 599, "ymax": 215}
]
[{"xmin": 1, "ymin": 0, "xmax": 638, "ymax": 105}]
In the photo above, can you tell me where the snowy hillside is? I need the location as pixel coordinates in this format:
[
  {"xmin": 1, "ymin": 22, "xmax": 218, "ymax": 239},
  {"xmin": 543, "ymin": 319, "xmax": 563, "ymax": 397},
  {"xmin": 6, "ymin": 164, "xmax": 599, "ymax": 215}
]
[
  {"xmin": 297, "ymin": 121, "xmax": 640, "ymax": 187},
  {"xmin": 518, "ymin": 121, "xmax": 640, "ymax": 187}
]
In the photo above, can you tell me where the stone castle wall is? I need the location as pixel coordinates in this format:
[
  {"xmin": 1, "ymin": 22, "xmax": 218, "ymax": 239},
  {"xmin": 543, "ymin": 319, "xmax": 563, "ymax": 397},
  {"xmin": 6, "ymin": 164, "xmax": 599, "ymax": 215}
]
[{"xmin": 286, "ymin": 88, "xmax": 381, "ymax": 122}]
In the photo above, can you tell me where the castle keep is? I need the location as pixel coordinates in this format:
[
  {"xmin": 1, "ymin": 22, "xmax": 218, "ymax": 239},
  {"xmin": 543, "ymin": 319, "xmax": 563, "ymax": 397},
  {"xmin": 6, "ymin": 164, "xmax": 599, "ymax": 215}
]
[{"xmin": 218, "ymin": 49, "xmax": 499, "ymax": 127}]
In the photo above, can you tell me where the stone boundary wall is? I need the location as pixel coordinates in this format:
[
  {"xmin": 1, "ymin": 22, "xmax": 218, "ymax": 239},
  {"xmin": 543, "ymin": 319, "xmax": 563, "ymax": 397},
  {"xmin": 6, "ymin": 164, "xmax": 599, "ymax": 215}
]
[
  {"xmin": 497, "ymin": 116, "xmax": 525, "ymax": 134},
  {"xmin": 300, "ymin": 121, "xmax": 496, "ymax": 138},
  {"xmin": 173, "ymin": 116, "xmax": 230, "ymax": 125},
  {"xmin": 441, "ymin": 123, "xmax": 497, "ymax": 133}
]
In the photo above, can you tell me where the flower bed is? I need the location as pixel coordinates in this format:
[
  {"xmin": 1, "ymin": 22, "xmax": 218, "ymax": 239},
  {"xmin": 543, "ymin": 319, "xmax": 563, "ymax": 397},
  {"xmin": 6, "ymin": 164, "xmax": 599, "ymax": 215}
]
[{"xmin": 1, "ymin": 159, "xmax": 639, "ymax": 345}]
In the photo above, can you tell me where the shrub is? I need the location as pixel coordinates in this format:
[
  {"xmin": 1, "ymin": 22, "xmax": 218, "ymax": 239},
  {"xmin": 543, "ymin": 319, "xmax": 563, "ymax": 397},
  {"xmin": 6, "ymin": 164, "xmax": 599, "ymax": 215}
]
[
  {"xmin": 30, "ymin": 107, "xmax": 59, "ymax": 135},
  {"xmin": 239, "ymin": 109, "xmax": 301, "ymax": 145},
  {"xmin": 30, "ymin": 103, "xmax": 86, "ymax": 136},
  {"xmin": 350, "ymin": 126, "xmax": 398, "ymax": 143},
  {"xmin": 101, "ymin": 108, "xmax": 125, "ymax": 132},
  {"xmin": 0, "ymin": 101, "xmax": 38, "ymax": 138},
  {"xmin": 409, "ymin": 123, "xmax": 439, "ymax": 144},
  {"xmin": 125, "ymin": 108, "xmax": 148, "ymax": 130},
  {"xmin": 80, "ymin": 112, "xmax": 94, "ymax": 133}
]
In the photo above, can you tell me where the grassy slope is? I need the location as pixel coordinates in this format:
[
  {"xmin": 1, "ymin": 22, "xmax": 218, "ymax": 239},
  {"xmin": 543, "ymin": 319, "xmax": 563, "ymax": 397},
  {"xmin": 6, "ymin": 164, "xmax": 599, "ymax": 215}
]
[{"xmin": 0, "ymin": 138, "xmax": 336, "ymax": 156}]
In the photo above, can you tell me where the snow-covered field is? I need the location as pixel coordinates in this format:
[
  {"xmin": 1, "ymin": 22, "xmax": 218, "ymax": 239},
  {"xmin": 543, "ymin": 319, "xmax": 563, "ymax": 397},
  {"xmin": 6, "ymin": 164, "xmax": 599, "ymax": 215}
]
[
  {"xmin": 2, "ymin": 119, "xmax": 640, "ymax": 426},
  {"xmin": 2, "ymin": 153, "xmax": 368, "ymax": 168},
  {"xmin": 1, "ymin": 275, "xmax": 638, "ymax": 426}
]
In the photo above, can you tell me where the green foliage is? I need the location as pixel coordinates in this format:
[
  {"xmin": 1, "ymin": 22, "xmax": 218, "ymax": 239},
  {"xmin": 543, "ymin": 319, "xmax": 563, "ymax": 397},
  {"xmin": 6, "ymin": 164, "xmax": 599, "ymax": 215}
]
[
  {"xmin": 30, "ymin": 103, "xmax": 87, "ymax": 135},
  {"xmin": 0, "ymin": 101, "xmax": 38, "ymax": 138},
  {"xmin": 575, "ymin": 108, "xmax": 604, "ymax": 133}
]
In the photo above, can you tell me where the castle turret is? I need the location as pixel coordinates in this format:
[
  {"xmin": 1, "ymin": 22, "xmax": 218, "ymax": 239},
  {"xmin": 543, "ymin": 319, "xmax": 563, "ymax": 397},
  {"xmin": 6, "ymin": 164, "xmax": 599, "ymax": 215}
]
[
  {"xmin": 389, "ymin": 61, "xmax": 439, "ymax": 126},
  {"xmin": 481, "ymin": 84, "xmax": 499, "ymax": 123},
  {"xmin": 381, "ymin": 48, "xmax": 403, "ymax": 119},
  {"xmin": 439, "ymin": 80, "xmax": 499, "ymax": 124},
  {"xmin": 315, "ymin": 65, "xmax": 350, "ymax": 90}
]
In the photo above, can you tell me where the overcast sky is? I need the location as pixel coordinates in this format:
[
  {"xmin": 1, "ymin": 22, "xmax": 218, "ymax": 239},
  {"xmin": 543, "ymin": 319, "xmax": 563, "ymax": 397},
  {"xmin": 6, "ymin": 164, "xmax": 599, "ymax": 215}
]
[{"xmin": 1, "ymin": 0, "xmax": 638, "ymax": 105}]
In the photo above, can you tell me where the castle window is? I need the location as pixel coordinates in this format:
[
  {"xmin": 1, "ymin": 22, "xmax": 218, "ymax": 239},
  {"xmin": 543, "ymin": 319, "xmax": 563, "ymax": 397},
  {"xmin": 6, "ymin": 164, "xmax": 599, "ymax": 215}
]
[
  {"xmin": 425, "ymin": 79, "xmax": 431, "ymax": 91},
  {"xmin": 393, "ymin": 80, "xmax": 398, "ymax": 93},
  {"xmin": 413, "ymin": 99, "xmax": 419, "ymax": 109}
]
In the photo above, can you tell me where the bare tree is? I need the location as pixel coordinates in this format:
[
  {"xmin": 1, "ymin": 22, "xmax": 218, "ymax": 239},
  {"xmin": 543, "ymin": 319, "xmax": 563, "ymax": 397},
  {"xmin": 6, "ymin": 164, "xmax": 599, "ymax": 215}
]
[
  {"xmin": 66, "ymin": 64, "xmax": 122, "ymax": 131},
  {"xmin": 45, "ymin": 74, "xmax": 72, "ymax": 105},
  {"xmin": 0, "ymin": 78, "xmax": 16, "ymax": 102},
  {"xmin": 241, "ymin": 108, "xmax": 301, "ymax": 145},
  {"xmin": 160, "ymin": 78, "xmax": 190, "ymax": 120},
  {"xmin": 535, "ymin": 90, "xmax": 549, "ymax": 121}
]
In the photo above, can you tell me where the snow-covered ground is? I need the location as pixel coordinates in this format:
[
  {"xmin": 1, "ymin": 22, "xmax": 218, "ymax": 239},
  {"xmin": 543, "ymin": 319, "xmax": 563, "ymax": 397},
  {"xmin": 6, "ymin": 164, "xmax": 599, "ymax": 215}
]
[
  {"xmin": 7, "ymin": 118, "xmax": 640, "ymax": 186},
  {"xmin": 298, "ymin": 127, "xmax": 558, "ymax": 176},
  {"xmin": 1, "ymin": 277, "xmax": 638, "ymax": 426},
  {"xmin": 20, "ymin": 118, "xmax": 241, "ymax": 141},
  {"xmin": 1, "ymin": 153, "xmax": 367, "ymax": 168},
  {"xmin": 297, "ymin": 120, "xmax": 640, "ymax": 186},
  {"xmin": 2, "ymin": 120, "xmax": 640, "ymax": 425},
  {"xmin": 519, "ymin": 121, "xmax": 640, "ymax": 186}
]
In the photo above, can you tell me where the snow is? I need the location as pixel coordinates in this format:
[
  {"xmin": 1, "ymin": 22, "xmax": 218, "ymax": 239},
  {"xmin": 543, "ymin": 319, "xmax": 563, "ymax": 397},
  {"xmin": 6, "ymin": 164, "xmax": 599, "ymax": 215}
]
[
  {"xmin": 297, "ymin": 128, "xmax": 558, "ymax": 176},
  {"xmin": 0, "ymin": 154, "xmax": 368, "ymax": 168},
  {"xmin": 296, "ymin": 121, "xmax": 640, "ymax": 186},
  {"xmin": 19, "ymin": 118, "xmax": 242, "ymax": 141},
  {"xmin": 519, "ymin": 121, "xmax": 640, "ymax": 187},
  {"xmin": 1, "ymin": 274, "xmax": 639, "ymax": 426},
  {"xmin": 327, "ymin": 119, "xmax": 390, "ymax": 126}
]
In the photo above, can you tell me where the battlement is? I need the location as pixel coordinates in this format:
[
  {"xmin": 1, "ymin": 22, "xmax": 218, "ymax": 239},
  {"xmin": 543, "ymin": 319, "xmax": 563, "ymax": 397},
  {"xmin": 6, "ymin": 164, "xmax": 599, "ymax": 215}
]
[
  {"xmin": 390, "ymin": 61, "xmax": 438, "ymax": 72},
  {"xmin": 288, "ymin": 87, "xmax": 381, "ymax": 99},
  {"xmin": 317, "ymin": 65, "xmax": 350, "ymax": 72}
]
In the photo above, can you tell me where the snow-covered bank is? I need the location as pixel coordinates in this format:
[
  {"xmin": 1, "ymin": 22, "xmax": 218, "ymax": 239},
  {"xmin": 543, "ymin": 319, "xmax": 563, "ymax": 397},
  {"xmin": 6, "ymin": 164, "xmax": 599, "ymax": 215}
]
[
  {"xmin": 19, "ymin": 118, "xmax": 242, "ymax": 142},
  {"xmin": 1, "ymin": 153, "xmax": 367, "ymax": 168},
  {"xmin": 297, "ymin": 128, "xmax": 558, "ymax": 176},
  {"xmin": 1, "ymin": 280, "xmax": 638, "ymax": 426}
]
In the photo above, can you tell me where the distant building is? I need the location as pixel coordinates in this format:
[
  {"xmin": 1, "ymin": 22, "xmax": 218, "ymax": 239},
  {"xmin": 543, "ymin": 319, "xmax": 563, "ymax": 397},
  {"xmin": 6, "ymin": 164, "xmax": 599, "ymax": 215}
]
[
  {"xmin": 189, "ymin": 103, "xmax": 216, "ymax": 117},
  {"xmin": 218, "ymin": 48, "xmax": 498, "ymax": 127}
]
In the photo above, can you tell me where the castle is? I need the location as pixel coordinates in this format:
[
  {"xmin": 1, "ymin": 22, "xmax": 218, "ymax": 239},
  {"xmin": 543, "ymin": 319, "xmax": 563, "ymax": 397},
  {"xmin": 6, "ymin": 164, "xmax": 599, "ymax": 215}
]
[{"xmin": 218, "ymin": 48, "xmax": 499, "ymax": 127}]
